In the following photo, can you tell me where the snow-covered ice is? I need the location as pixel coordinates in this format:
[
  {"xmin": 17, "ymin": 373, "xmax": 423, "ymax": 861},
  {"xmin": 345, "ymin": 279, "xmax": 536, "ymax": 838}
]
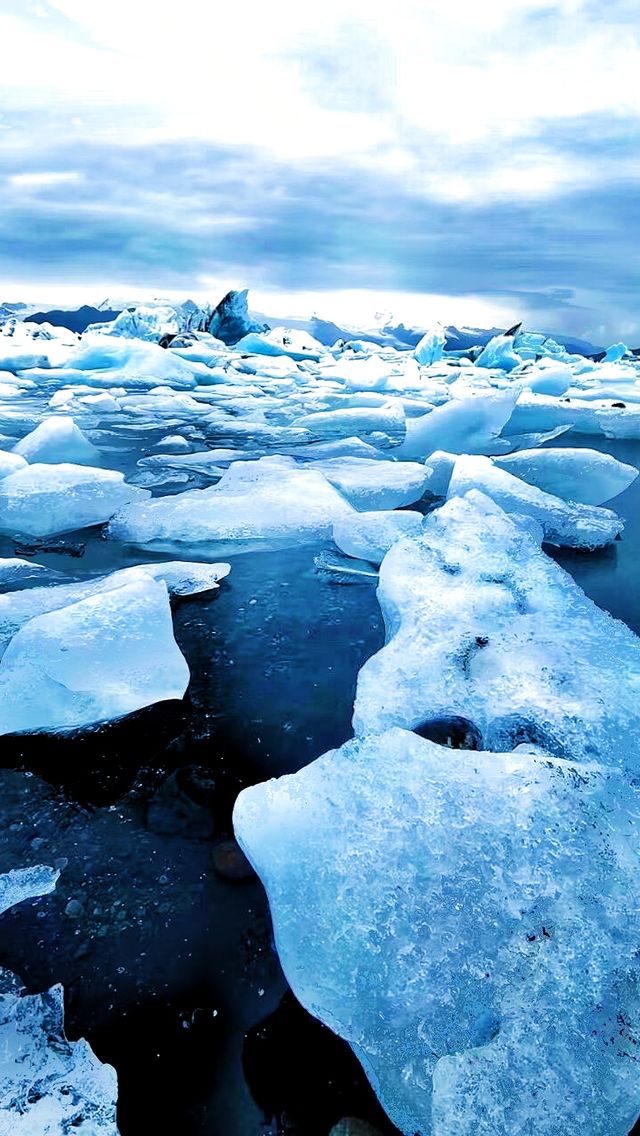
[
  {"xmin": 354, "ymin": 491, "xmax": 640, "ymax": 770},
  {"xmin": 13, "ymin": 416, "xmax": 102, "ymax": 466}
]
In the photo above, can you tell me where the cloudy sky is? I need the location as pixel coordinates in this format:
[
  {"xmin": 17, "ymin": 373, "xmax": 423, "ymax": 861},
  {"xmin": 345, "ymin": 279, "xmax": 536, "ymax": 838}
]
[{"xmin": 1, "ymin": 0, "xmax": 639, "ymax": 341}]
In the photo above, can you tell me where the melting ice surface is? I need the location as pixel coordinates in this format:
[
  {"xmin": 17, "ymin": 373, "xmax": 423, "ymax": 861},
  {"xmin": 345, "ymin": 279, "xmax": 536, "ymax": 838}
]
[{"xmin": 3, "ymin": 297, "xmax": 640, "ymax": 1133}]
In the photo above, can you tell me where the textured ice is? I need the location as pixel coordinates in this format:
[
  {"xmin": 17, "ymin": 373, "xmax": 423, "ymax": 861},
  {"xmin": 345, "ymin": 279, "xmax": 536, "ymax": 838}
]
[
  {"xmin": 234, "ymin": 328, "xmax": 324, "ymax": 361},
  {"xmin": 108, "ymin": 456, "xmax": 355, "ymax": 548},
  {"xmin": 234, "ymin": 727, "xmax": 640, "ymax": 1136},
  {"xmin": 0, "ymin": 865, "xmax": 119, "ymax": 1134},
  {"xmin": 447, "ymin": 454, "xmax": 622, "ymax": 548},
  {"xmin": 292, "ymin": 402, "xmax": 406, "ymax": 447},
  {"xmin": 494, "ymin": 447, "xmax": 638, "ymax": 504},
  {"xmin": 0, "ymin": 574, "xmax": 190, "ymax": 735},
  {"xmin": 0, "ymin": 464, "xmax": 150, "ymax": 537},
  {"xmin": 0, "ymin": 449, "xmax": 27, "ymax": 479},
  {"xmin": 333, "ymin": 510, "xmax": 423, "ymax": 564},
  {"xmin": 0, "ymin": 558, "xmax": 61, "ymax": 591},
  {"xmin": 395, "ymin": 390, "xmax": 518, "ymax": 460},
  {"xmin": 0, "ymin": 865, "xmax": 60, "ymax": 917},
  {"xmin": 13, "ymin": 416, "xmax": 102, "ymax": 466},
  {"xmin": 354, "ymin": 491, "xmax": 640, "ymax": 769},
  {"xmin": 307, "ymin": 457, "xmax": 432, "ymax": 510}
]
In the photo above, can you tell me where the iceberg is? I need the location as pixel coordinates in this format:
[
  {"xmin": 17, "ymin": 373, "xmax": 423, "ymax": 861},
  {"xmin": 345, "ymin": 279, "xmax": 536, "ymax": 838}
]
[
  {"xmin": 475, "ymin": 333, "xmax": 522, "ymax": 372},
  {"xmin": 292, "ymin": 402, "xmax": 406, "ymax": 448},
  {"xmin": 354, "ymin": 491, "xmax": 640, "ymax": 769},
  {"xmin": 307, "ymin": 457, "xmax": 432, "ymax": 510},
  {"xmin": 413, "ymin": 324, "xmax": 446, "ymax": 366},
  {"xmin": 234, "ymin": 728, "xmax": 640, "ymax": 1136},
  {"xmin": 333, "ymin": 510, "xmax": 423, "ymax": 564},
  {"xmin": 207, "ymin": 288, "xmax": 268, "ymax": 345},
  {"xmin": 0, "ymin": 574, "xmax": 190, "ymax": 735},
  {"xmin": 447, "ymin": 454, "xmax": 622, "ymax": 548},
  {"xmin": 0, "ymin": 561, "xmax": 230, "ymax": 652},
  {"xmin": 494, "ymin": 447, "xmax": 638, "ymax": 505},
  {"xmin": 13, "ymin": 416, "xmax": 102, "ymax": 466},
  {"xmin": 108, "ymin": 456, "xmax": 355, "ymax": 549},
  {"xmin": 0, "ymin": 463, "xmax": 150, "ymax": 538},
  {"xmin": 395, "ymin": 391, "xmax": 518, "ymax": 460}
]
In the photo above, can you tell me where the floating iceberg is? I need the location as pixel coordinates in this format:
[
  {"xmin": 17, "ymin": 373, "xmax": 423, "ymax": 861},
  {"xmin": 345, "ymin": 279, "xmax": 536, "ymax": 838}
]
[
  {"xmin": 395, "ymin": 390, "xmax": 518, "ymax": 460},
  {"xmin": 13, "ymin": 416, "xmax": 102, "ymax": 466},
  {"xmin": 0, "ymin": 463, "xmax": 150, "ymax": 537},
  {"xmin": 413, "ymin": 324, "xmax": 446, "ymax": 366},
  {"xmin": 333, "ymin": 510, "xmax": 423, "ymax": 564},
  {"xmin": 354, "ymin": 491, "xmax": 640, "ymax": 769},
  {"xmin": 447, "ymin": 454, "xmax": 622, "ymax": 548},
  {"xmin": 475, "ymin": 332, "xmax": 522, "ymax": 372},
  {"xmin": 307, "ymin": 457, "xmax": 432, "ymax": 510},
  {"xmin": 108, "ymin": 456, "xmax": 355, "ymax": 549},
  {"xmin": 292, "ymin": 402, "xmax": 406, "ymax": 448},
  {"xmin": 0, "ymin": 561, "xmax": 230, "ymax": 652},
  {"xmin": 234, "ymin": 727, "xmax": 640, "ymax": 1136},
  {"xmin": 0, "ymin": 450, "xmax": 27, "ymax": 479},
  {"xmin": 0, "ymin": 574, "xmax": 190, "ymax": 735},
  {"xmin": 494, "ymin": 447, "xmax": 638, "ymax": 505}
]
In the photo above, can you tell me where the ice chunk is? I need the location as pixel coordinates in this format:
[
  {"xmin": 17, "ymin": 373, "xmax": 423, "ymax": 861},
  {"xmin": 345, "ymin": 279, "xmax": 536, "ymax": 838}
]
[
  {"xmin": 0, "ymin": 450, "xmax": 27, "ymax": 479},
  {"xmin": 66, "ymin": 337, "xmax": 198, "ymax": 389},
  {"xmin": 0, "ymin": 557, "xmax": 62, "ymax": 591},
  {"xmin": 108, "ymin": 456, "xmax": 355, "ymax": 549},
  {"xmin": 525, "ymin": 360, "xmax": 572, "ymax": 396},
  {"xmin": 494, "ymin": 447, "xmax": 638, "ymax": 505},
  {"xmin": 0, "ymin": 464, "xmax": 150, "ymax": 538},
  {"xmin": 206, "ymin": 288, "xmax": 268, "ymax": 345},
  {"xmin": 0, "ymin": 575, "xmax": 190, "ymax": 735},
  {"xmin": 604, "ymin": 342, "xmax": 629, "ymax": 362},
  {"xmin": 413, "ymin": 324, "xmax": 446, "ymax": 365},
  {"xmin": 333, "ymin": 510, "xmax": 423, "ymax": 564},
  {"xmin": 354, "ymin": 491, "xmax": 640, "ymax": 769},
  {"xmin": 475, "ymin": 333, "xmax": 522, "ymax": 371},
  {"xmin": 234, "ymin": 728, "xmax": 640, "ymax": 1136},
  {"xmin": 235, "ymin": 327, "xmax": 323, "ymax": 361},
  {"xmin": 0, "ymin": 562, "xmax": 230, "ymax": 651},
  {"xmin": 292, "ymin": 402, "xmax": 406, "ymax": 447},
  {"xmin": 447, "ymin": 454, "xmax": 622, "ymax": 548},
  {"xmin": 307, "ymin": 458, "xmax": 431, "ymax": 510},
  {"xmin": 13, "ymin": 415, "xmax": 102, "ymax": 466},
  {"xmin": 0, "ymin": 865, "xmax": 60, "ymax": 916},
  {"xmin": 395, "ymin": 390, "xmax": 518, "ymax": 460}
]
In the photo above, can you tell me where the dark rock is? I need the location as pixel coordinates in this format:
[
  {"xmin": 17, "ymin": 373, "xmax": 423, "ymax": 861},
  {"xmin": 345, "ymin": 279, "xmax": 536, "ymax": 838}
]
[
  {"xmin": 211, "ymin": 839, "xmax": 255, "ymax": 881},
  {"xmin": 146, "ymin": 766, "xmax": 216, "ymax": 839}
]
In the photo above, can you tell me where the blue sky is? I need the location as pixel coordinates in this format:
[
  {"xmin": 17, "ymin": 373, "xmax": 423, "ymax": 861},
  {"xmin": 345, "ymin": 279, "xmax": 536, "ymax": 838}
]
[{"xmin": 1, "ymin": 0, "xmax": 639, "ymax": 340}]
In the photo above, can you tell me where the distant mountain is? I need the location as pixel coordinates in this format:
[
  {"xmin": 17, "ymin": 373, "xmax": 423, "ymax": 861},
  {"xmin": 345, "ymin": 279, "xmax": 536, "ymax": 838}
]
[
  {"xmin": 0, "ymin": 301, "xmax": 30, "ymax": 322},
  {"xmin": 27, "ymin": 304, "xmax": 122, "ymax": 333}
]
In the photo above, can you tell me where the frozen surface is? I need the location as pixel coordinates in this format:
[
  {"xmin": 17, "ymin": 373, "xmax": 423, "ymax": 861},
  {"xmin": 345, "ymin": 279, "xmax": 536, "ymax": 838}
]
[
  {"xmin": 0, "ymin": 464, "xmax": 149, "ymax": 538},
  {"xmin": 354, "ymin": 491, "xmax": 640, "ymax": 770},
  {"xmin": 234, "ymin": 727, "xmax": 640, "ymax": 1136},
  {"xmin": 447, "ymin": 454, "xmax": 622, "ymax": 548}
]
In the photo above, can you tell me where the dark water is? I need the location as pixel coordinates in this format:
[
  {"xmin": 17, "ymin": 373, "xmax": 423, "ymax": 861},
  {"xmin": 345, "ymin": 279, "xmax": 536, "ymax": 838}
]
[{"xmin": 0, "ymin": 433, "xmax": 639, "ymax": 1134}]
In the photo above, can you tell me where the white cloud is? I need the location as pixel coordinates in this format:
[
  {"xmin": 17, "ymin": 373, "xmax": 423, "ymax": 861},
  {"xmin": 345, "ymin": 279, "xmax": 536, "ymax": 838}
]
[{"xmin": 7, "ymin": 170, "xmax": 82, "ymax": 188}]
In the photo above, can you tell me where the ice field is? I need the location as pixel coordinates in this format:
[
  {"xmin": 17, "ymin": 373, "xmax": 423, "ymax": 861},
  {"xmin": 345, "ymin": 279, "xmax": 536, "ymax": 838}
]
[{"xmin": 2, "ymin": 293, "xmax": 640, "ymax": 1135}]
